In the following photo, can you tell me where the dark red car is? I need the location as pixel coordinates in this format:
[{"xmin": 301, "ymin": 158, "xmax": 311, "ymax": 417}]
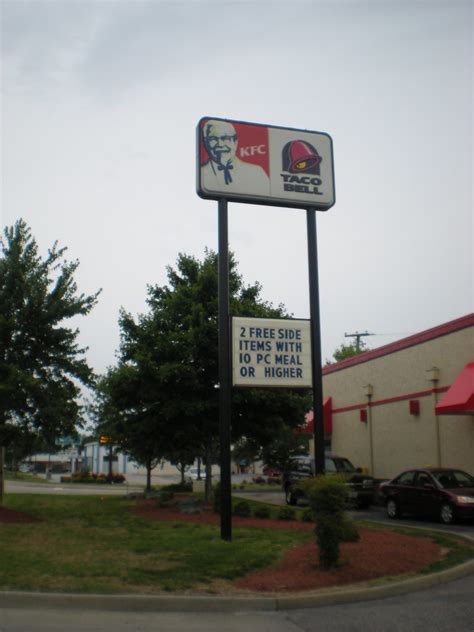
[{"xmin": 379, "ymin": 467, "xmax": 474, "ymax": 525}]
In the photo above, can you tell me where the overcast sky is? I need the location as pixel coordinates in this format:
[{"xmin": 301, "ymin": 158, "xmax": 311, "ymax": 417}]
[{"xmin": 2, "ymin": 0, "xmax": 473, "ymax": 377}]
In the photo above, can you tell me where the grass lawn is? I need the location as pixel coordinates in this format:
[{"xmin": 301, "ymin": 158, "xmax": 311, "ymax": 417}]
[{"xmin": 0, "ymin": 494, "xmax": 310, "ymax": 594}]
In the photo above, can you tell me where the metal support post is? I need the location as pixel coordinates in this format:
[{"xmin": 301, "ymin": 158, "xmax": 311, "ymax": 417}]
[
  {"xmin": 218, "ymin": 198, "xmax": 232, "ymax": 541},
  {"xmin": 306, "ymin": 208, "xmax": 325, "ymax": 475}
]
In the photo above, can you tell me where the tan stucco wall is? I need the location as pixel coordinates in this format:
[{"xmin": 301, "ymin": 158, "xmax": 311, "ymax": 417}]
[{"xmin": 325, "ymin": 324, "xmax": 474, "ymax": 479}]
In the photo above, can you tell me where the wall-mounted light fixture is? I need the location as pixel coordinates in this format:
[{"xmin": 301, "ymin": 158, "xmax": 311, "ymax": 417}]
[
  {"xmin": 362, "ymin": 384, "xmax": 374, "ymax": 475},
  {"xmin": 426, "ymin": 366, "xmax": 440, "ymax": 383}
]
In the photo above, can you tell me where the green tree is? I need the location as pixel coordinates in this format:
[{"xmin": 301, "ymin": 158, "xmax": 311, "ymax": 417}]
[
  {"xmin": 107, "ymin": 250, "xmax": 311, "ymax": 499},
  {"xmin": 94, "ymin": 365, "xmax": 165, "ymax": 491},
  {"xmin": 260, "ymin": 427, "xmax": 310, "ymax": 472},
  {"xmin": 233, "ymin": 425, "xmax": 310, "ymax": 474},
  {"xmin": 327, "ymin": 339, "xmax": 368, "ymax": 364},
  {"xmin": 0, "ymin": 220, "xmax": 100, "ymax": 500},
  {"xmin": 4, "ymin": 426, "xmax": 54, "ymax": 475}
]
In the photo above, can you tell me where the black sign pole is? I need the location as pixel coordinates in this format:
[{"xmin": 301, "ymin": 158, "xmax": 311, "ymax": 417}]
[
  {"xmin": 306, "ymin": 208, "xmax": 325, "ymax": 475},
  {"xmin": 218, "ymin": 198, "xmax": 232, "ymax": 541}
]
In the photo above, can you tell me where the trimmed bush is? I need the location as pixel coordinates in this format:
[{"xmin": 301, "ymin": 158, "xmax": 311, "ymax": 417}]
[
  {"xmin": 277, "ymin": 505, "xmax": 296, "ymax": 521},
  {"xmin": 61, "ymin": 472, "xmax": 125, "ymax": 484},
  {"xmin": 161, "ymin": 482, "xmax": 192, "ymax": 493},
  {"xmin": 157, "ymin": 490, "xmax": 174, "ymax": 506},
  {"xmin": 339, "ymin": 516, "xmax": 360, "ymax": 542},
  {"xmin": 253, "ymin": 505, "xmax": 271, "ymax": 519},
  {"xmin": 301, "ymin": 508, "xmax": 314, "ymax": 522},
  {"xmin": 301, "ymin": 475, "xmax": 359, "ymax": 569},
  {"xmin": 266, "ymin": 476, "xmax": 282, "ymax": 485},
  {"xmin": 233, "ymin": 501, "xmax": 251, "ymax": 517}
]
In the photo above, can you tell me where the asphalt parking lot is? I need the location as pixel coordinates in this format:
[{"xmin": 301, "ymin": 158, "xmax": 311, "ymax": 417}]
[{"xmin": 234, "ymin": 489, "xmax": 474, "ymax": 538}]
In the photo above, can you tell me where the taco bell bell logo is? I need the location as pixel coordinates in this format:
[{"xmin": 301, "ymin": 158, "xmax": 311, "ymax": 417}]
[{"xmin": 280, "ymin": 140, "xmax": 323, "ymax": 196}]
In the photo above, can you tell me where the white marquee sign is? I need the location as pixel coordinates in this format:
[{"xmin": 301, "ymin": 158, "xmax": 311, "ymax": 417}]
[{"xmin": 232, "ymin": 317, "xmax": 312, "ymax": 388}]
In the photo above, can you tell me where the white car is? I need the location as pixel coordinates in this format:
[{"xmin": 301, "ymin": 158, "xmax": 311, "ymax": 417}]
[{"xmin": 185, "ymin": 468, "xmax": 201, "ymax": 481}]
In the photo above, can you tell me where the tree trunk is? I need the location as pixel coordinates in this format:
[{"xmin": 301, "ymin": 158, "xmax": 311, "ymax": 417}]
[
  {"xmin": 146, "ymin": 460, "xmax": 152, "ymax": 492},
  {"xmin": 0, "ymin": 446, "xmax": 5, "ymax": 505}
]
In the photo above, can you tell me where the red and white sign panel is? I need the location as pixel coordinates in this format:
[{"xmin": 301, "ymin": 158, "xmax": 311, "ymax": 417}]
[{"xmin": 197, "ymin": 117, "xmax": 335, "ymax": 210}]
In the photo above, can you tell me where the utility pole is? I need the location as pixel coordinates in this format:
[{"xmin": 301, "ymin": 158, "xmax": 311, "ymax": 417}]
[{"xmin": 344, "ymin": 331, "xmax": 374, "ymax": 352}]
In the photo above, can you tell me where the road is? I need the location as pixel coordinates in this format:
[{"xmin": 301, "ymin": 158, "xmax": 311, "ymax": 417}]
[
  {"xmin": 3, "ymin": 472, "xmax": 177, "ymax": 496},
  {"xmin": 1, "ymin": 574, "xmax": 474, "ymax": 631}
]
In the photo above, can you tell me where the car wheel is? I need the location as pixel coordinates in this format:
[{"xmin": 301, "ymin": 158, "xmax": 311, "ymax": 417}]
[
  {"xmin": 285, "ymin": 486, "xmax": 296, "ymax": 506},
  {"xmin": 386, "ymin": 498, "xmax": 400, "ymax": 519},
  {"xmin": 440, "ymin": 503, "xmax": 455, "ymax": 525}
]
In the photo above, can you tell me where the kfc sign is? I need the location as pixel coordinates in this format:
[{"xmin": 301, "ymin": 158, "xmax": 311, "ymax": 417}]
[{"xmin": 197, "ymin": 117, "xmax": 335, "ymax": 210}]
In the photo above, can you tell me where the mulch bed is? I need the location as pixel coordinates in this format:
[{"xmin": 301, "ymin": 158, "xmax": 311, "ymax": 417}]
[{"xmin": 131, "ymin": 498, "xmax": 444, "ymax": 593}]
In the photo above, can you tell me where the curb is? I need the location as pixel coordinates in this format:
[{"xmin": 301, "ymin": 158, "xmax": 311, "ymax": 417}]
[{"xmin": 1, "ymin": 555, "xmax": 473, "ymax": 613}]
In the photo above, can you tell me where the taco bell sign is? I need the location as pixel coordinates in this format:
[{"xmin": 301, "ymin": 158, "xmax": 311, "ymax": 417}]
[{"xmin": 197, "ymin": 117, "xmax": 335, "ymax": 211}]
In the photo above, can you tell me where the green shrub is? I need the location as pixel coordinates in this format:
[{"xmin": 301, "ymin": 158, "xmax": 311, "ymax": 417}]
[
  {"xmin": 157, "ymin": 490, "xmax": 174, "ymax": 506},
  {"xmin": 233, "ymin": 501, "xmax": 251, "ymax": 517},
  {"xmin": 161, "ymin": 482, "xmax": 192, "ymax": 493},
  {"xmin": 339, "ymin": 516, "xmax": 360, "ymax": 542},
  {"xmin": 277, "ymin": 506, "xmax": 296, "ymax": 521},
  {"xmin": 64, "ymin": 472, "xmax": 126, "ymax": 485},
  {"xmin": 301, "ymin": 475, "xmax": 358, "ymax": 569},
  {"xmin": 301, "ymin": 508, "xmax": 314, "ymax": 522},
  {"xmin": 253, "ymin": 506, "xmax": 271, "ymax": 519}
]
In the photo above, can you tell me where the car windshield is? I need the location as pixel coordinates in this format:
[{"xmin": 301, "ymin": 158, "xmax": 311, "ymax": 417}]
[
  {"xmin": 432, "ymin": 470, "xmax": 474, "ymax": 488},
  {"xmin": 326, "ymin": 458, "xmax": 356, "ymax": 473}
]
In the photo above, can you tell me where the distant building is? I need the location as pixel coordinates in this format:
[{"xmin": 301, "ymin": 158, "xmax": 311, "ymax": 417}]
[{"xmin": 80, "ymin": 443, "xmax": 179, "ymax": 477}]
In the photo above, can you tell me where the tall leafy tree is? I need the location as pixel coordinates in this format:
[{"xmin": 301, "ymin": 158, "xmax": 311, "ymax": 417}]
[
  {"xmin": 94, "ymin": 365, "xmax": 167, "ymax": 491},
  {"xmin": 109, "ymin": 249, "xmax": 311, "ymax": 498},
  {"xmin": 326, "ymin": 339, "xmax": 368, "ymax": 365},
  {"xmin": 0, "ymin": 220, "xmax": 100, "ymax": 500}
]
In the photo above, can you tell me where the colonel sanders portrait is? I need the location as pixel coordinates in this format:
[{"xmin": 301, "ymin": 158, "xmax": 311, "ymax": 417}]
[{"xmin": 201, "ymin": 120, "xmax": 269, "ymax": 196}]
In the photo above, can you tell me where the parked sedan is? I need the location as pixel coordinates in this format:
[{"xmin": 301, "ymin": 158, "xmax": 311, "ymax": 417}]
[{"xmin": 379, "ymin": 467, "xmax": 474, "ymax": 525}]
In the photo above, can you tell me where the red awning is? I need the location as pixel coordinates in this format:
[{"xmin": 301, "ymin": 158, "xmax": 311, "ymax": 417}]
[
  {"xmin": 303, "ymin": 397, "xmax": 333, "ymax": 434},
  {"xmin": 435, "ymin": 363, "xmax": 474, "ymax": 415}
]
